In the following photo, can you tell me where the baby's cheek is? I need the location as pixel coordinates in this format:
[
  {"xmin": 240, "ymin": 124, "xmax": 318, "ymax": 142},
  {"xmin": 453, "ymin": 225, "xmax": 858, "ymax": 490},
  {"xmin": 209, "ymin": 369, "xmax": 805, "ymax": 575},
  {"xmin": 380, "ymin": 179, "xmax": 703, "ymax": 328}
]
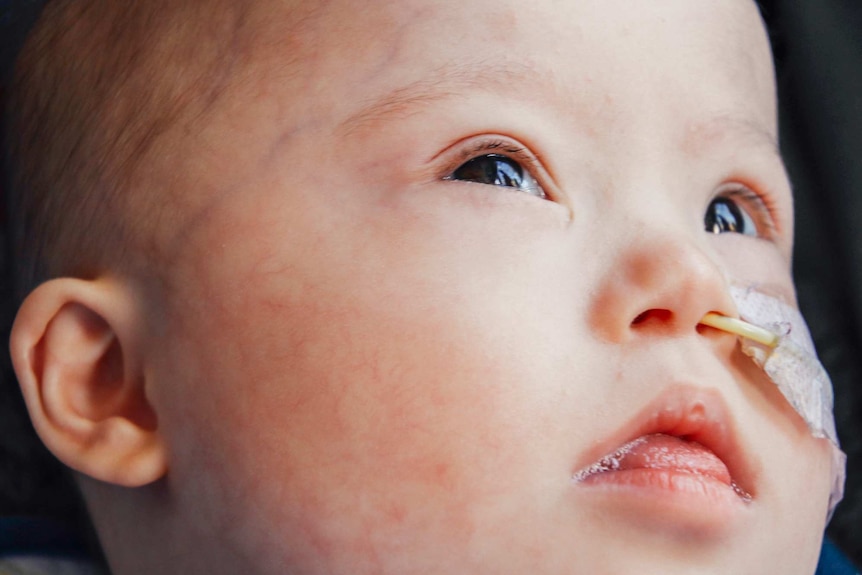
[
  {"xmin": 160, "ymin": 286, "xmax": 546, "ymax": 571},
  {"xmin": 709, "ymin": 234, "xmax": 794, "ymax": 298},
  {"xmin": 150, "ymin": 182, "xmax": 583, "ymax": 570}
]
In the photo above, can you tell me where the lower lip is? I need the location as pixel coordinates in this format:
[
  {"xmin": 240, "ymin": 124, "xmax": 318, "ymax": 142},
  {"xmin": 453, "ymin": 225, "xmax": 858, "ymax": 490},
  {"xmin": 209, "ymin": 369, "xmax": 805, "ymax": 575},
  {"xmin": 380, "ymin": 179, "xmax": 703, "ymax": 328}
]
[
  {"xmin": 573, "ymin": 435, "xmax": 750, "ymax": 529},
  {"xmin": 578, "ymin": 467, "xmax": 745, "ymax": 505}
]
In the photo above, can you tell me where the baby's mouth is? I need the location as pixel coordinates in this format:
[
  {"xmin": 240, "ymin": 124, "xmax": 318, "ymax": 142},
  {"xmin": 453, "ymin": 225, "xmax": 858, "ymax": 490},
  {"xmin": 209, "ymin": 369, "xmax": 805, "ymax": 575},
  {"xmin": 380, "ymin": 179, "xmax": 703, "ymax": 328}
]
[
  {"xmin": 571, "ymin": 386, "xmax": 756, "ymax": 507},
  {"xmin": 573, "ymin": 433, "xmax": 751, "ymax": 501}
]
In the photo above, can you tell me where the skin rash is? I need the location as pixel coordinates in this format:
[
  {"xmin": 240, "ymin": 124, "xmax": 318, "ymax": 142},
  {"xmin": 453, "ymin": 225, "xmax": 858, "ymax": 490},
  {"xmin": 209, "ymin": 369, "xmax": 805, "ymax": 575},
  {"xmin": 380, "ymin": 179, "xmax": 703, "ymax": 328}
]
[{"xmin": 12, "ymin": 0, "xmax": 834, "ymax": 574}]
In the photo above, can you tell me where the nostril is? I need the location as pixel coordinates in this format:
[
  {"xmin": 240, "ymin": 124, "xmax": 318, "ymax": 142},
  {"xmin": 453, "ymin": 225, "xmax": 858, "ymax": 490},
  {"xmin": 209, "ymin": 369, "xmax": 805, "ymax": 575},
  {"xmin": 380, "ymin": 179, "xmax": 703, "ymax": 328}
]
[{"xmin": 631, "ymin": 309, "xmax": 673, "ymax": 328}]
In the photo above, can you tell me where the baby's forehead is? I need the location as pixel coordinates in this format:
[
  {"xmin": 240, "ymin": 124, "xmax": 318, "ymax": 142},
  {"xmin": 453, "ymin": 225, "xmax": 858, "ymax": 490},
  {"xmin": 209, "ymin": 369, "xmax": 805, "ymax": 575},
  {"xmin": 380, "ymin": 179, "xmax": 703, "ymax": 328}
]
[
  {"xmin": 121, "ymin": 0, "xmax": 774, "ymax": 148},
  {"xmin": 94, "ymin": 0, "xmax": 778, "ymax": 258},
  {"xmin": 254, "ymin": 0, "xmax": 774, "ymax": 127}
]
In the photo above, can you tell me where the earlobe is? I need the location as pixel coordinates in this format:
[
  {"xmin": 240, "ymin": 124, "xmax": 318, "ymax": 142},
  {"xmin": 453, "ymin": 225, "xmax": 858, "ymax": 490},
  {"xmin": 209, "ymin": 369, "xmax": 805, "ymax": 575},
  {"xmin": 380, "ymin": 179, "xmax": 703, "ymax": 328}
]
[{"xmin": 10, "ymin": 278, "xmax": 167, "ymax": 487}]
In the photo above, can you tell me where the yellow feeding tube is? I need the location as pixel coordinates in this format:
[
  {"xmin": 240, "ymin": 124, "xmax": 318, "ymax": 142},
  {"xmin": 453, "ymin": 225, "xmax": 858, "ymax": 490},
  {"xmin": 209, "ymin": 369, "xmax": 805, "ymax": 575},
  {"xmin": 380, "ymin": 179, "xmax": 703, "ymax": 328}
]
[{"xmin": 700, "ymin": 313, "xmax": 780, "ymax": 349}]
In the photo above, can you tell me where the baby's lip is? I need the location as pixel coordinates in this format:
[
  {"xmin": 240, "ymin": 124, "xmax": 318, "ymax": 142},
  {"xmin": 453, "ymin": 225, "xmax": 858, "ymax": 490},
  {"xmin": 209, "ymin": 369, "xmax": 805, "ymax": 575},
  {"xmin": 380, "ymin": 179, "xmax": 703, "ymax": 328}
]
[{"xmin": 572, "ymin": 385, "xmax": 756, "ymax": 503}]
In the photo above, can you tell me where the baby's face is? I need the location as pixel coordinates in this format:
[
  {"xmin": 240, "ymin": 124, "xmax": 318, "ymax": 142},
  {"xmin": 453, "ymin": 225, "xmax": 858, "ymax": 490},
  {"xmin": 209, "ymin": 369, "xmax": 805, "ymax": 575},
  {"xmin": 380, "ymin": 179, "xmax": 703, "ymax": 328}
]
[{"xmin": 139, "ymin": 0, "xmax": 832, "ymax": 572}]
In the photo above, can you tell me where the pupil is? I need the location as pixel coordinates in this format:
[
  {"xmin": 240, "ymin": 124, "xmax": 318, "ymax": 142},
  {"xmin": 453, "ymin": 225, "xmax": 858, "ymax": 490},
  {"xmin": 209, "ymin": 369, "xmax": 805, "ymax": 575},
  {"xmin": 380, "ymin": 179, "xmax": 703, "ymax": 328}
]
[
  {"xmin": 453, "ymin": 154, "xmax": 525, "ymax": 188},
  {"xmin": 705, "ymin": 198, "xmax": 746, "ymax": 234}
]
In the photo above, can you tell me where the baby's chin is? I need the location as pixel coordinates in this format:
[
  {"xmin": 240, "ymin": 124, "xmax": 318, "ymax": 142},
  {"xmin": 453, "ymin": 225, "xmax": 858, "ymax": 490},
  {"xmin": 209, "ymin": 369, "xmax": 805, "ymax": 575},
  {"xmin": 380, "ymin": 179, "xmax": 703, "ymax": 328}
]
[{"xmin": 216, "ymin": 500, "xmax": 818, "ymax": 575}]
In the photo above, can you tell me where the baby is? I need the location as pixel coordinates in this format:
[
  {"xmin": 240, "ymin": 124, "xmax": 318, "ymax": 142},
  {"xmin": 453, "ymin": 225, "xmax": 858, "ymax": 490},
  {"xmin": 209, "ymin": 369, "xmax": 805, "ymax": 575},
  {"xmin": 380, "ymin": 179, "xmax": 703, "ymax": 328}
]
[{"xmin": 3, "ymin": 0, "xmax": 846, "ymax": 573}]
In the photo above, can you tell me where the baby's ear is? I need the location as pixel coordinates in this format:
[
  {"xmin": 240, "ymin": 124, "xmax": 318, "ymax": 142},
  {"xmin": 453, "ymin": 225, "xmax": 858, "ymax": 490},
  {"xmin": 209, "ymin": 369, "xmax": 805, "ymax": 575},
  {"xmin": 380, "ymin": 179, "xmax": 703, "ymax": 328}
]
[{"xmin": 9, "ymin": 278, "xmax": 166, "ymax": 487}]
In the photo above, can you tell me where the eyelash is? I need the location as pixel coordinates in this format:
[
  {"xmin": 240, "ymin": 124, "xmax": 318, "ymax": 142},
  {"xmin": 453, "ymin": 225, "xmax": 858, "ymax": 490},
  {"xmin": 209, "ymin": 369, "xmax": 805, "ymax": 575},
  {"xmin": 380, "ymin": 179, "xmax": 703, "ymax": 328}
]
[
  {"xmin": 441, "ymin": 137, "xmax": 551, "ymax": 198},
  {"xmin": 713, "ymin": 183, "xmax": 779, "ymax": 238},
  {"xmin": 448, "ymin": 138, "xmax": 540, "ymax": 169},
  {"xmin": 438, "ymin": 136, "xmax": 782, "ymax": 238}
]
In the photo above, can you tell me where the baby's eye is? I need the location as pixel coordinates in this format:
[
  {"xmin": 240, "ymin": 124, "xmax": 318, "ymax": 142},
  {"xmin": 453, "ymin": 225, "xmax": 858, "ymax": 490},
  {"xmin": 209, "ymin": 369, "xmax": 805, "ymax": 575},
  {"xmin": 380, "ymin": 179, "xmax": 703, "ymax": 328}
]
[
  {"xmin": 448, "ymin": 154, "xmax": 547, "ymax": 199},
  {"xmin": 704, "ymin": 193, "xmax": 761, "ymax": 237}
]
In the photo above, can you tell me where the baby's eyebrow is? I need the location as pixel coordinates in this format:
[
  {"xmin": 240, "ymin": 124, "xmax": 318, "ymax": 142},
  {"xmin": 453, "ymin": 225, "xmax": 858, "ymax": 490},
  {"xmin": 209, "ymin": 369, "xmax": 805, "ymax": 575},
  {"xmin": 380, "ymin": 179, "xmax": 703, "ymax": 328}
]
[
  {"xmin": 683, "ymin": 115, "xmax": 781, "ymax": 159},
  {"xmin": 338, "ymin": 61, "xmax": 546, "ymax": 137},
  {"xmin": 335, "ymin": 63, "xmax": 783, "ymax": 167}
]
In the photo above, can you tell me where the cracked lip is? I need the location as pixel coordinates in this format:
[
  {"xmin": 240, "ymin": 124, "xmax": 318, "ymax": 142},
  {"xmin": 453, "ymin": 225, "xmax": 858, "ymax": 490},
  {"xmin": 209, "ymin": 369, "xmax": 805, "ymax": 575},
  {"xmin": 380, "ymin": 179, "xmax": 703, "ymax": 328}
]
[{"xmin": 571, "ymin": 384, "xmax": 758, "ymax": 506}]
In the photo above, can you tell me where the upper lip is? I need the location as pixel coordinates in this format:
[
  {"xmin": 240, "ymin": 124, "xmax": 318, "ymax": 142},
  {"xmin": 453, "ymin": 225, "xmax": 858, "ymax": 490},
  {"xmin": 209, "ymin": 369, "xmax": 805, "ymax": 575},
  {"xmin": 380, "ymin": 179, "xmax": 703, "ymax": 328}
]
[{"xmin": 572, "ymin": 384, "xmax": 758, "ymax": 500}]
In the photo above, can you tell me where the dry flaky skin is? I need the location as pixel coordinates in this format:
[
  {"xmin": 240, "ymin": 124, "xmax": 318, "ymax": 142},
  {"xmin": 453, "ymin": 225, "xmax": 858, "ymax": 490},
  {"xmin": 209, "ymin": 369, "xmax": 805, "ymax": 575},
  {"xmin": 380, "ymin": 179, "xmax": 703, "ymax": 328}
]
[{"xmin": 731, "ymin": 285, "xmax": 846, "ymax": 518}]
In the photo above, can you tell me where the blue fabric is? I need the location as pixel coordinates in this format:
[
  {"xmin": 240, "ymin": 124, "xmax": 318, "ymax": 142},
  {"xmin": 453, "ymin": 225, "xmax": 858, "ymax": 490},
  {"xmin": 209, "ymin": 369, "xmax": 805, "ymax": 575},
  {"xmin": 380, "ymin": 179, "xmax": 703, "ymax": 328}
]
[{"xmin": 817, "ymin": 538, "xmax": 860, "ymax": 575}]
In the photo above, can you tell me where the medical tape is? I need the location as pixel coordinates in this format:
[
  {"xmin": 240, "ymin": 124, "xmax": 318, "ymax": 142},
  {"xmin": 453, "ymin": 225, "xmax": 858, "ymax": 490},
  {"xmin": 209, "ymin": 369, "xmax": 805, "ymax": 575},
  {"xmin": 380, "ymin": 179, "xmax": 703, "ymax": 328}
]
[{"xmin": 701, "ymin": 285, "xmax": 846, "ymax": 520}]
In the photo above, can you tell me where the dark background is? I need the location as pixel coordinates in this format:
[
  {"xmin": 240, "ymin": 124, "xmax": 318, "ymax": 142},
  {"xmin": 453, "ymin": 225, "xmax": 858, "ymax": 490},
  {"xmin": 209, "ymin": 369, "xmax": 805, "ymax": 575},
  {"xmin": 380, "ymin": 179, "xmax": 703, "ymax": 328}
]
[
  {"xmin": 1, "ymin": 0, "xmax": 860, "ymax": 569},
  {"xmin": 763, "ymin": 1, "xmax": 862, "ymax": 567}
]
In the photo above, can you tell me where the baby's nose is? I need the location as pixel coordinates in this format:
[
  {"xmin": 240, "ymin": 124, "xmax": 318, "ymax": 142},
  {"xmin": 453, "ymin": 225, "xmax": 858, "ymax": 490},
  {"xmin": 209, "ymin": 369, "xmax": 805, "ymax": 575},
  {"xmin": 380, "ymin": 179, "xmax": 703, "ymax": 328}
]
[{"xmin": 588, "ymin": 229, "xmax": 737, "ymax": 344}]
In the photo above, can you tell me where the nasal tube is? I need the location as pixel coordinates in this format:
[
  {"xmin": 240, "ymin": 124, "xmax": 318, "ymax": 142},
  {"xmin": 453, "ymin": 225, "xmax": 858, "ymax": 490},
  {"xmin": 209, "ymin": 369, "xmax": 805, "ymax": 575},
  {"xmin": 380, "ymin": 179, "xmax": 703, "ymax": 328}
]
[{"xmin": 699, "ymin": 285, "xmax": 846, "ymax": 521}]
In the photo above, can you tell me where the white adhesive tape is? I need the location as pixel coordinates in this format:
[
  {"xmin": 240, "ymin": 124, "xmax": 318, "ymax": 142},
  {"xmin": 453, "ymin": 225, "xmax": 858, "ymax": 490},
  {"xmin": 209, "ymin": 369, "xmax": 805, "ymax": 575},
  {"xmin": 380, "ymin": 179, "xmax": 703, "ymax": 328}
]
[{"xmin": 729, "ymin": 285, "xmax": 845, "ymax": 520}]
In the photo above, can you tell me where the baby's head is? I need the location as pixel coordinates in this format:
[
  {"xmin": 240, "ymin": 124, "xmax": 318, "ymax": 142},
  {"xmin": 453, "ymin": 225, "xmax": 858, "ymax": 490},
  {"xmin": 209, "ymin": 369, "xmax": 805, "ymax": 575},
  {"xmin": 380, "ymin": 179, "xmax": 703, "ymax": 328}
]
[{"xmin": 5, "ymin": 0, "xmax": 838, "ymax": 573}]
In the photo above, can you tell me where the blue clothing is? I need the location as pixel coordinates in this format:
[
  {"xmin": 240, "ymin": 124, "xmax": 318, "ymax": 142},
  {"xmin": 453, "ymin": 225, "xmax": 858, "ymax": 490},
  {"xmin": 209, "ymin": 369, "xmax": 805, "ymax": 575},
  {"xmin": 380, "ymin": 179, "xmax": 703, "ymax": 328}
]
[{"xmin": 817, "ymin": 538, "xmax": 860, "ymax": 575}]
